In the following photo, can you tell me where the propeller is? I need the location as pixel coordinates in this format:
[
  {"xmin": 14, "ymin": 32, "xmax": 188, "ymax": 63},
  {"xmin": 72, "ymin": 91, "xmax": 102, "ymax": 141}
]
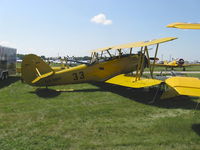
[{"xmin": 177, "ymin": 58, "xmax": 184, "ymax": 65}]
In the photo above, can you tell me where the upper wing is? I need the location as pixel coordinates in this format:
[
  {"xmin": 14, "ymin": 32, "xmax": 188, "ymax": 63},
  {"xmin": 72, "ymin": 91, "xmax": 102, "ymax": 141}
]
[
  {"xmin": 113, "ymin": 37, "xmax": 177, "ymax": 49},
  {"xmin": 167, "ymin": 22, "xmax": 200, "ymax": 29},
  {"xmin": 91, "ymin": 37, "xmax": 177, "ymax": 53}
]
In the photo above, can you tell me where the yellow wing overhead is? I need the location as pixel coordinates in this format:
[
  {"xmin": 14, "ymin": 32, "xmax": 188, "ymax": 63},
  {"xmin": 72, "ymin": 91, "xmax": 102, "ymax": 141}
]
[
  {"xmin": 167, "ymin": 22, "xmax": 200, "ymax": 29},
  {"xmin": 91, "ymin": 47, "xmax": 112, "ymax": 53},
  {"xmin": 113, "ymin": 37, "xmax": 177, "ymax": 49},
  {"xmin": 91, "ymin": 37, "xmax": 177, "ymax": 53}
]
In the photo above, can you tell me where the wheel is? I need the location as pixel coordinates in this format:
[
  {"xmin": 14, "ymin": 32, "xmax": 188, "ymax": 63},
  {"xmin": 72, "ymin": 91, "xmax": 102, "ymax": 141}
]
[
  {"xmin": 1, "ymin": 73, "xmax": 5, "ymax": 80},
  {"xmin": 5, "ymin": 73, "xmax": 8, "ymax": 79},
  {"xmin": 1, "ymin": 72, "xmax": 8, "ymax": 80}
]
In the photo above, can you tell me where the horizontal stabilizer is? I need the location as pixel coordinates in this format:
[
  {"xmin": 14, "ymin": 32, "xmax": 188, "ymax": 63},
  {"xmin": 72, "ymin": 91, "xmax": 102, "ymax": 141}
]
[
  {"xmin": 32, "ymin": 71, "xmax": 54, "ymax": 84},
  {"xmin": 165, "ymin": 77, "xmax": 200, "ymax": 97},
  {"xmin": 106, "ymin": 74, "xmax": 162, "ymax": 88}
]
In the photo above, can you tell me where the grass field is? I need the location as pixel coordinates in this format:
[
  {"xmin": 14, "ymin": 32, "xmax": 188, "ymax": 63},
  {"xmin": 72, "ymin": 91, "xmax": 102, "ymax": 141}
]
[{"xmin": 0, "ymin": 74, "xmax": 200, "ymax": 150}]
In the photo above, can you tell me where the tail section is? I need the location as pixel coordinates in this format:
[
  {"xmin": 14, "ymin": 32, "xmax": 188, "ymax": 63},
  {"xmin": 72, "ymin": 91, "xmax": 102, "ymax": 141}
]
[
  {"xmin": 164, "ymin": 60, "xmax": 168, "ymax": 65},
  {"xmin": 21, "ymin": 54, "xmax": 54, "ymax": 85}
]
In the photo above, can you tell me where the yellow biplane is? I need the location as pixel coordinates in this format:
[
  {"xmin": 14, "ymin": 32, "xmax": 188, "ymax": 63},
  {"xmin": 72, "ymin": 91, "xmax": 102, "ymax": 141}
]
[
  {"xmin": 21, "ymin": 37, "xmax": 200, "ymax": 99},
  {"xmin": 155, "ymin": 58, "xmax": 199, "ymax": 71}
]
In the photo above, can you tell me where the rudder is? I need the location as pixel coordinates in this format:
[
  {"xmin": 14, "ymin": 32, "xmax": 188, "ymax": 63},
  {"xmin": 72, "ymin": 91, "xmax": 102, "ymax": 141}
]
[{"xmin": 21, "ymin": 54, "xmax": 54, "ymax": 85}]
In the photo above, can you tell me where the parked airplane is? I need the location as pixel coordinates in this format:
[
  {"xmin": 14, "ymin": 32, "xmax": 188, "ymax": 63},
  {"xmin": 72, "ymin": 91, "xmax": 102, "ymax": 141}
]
[
  {"xmin": 21, "ymin": 37, "xmax": 200, "ymax": 99},
  {"xmin": 155, "ymin": 58, "xmax": 199, "ymax": 71},
  {"xmin": 21, "ymin": 37, "xmax": 175, "ymax": 86},
  {"xmin": 165, "ymin": 22, "xmax": 200, "ymax": 71}
]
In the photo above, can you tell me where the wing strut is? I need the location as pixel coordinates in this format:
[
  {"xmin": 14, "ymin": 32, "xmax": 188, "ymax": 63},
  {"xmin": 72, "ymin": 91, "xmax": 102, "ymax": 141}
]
[
  {"xmin": 150, "ymin": 43, "xmax": 159, "ymax": 78},
  {"xmin": 130, "ymin": 48, "xmax": 133, "ymax": 54},
  {"xmin": 144, "ymin": 46, "xmax": 153, "ymax": 78},
  {"xmin": 107, "ymin": 50, "xmax": 112, "ymax": 57},
  {"xmin": 135, "ymin": 46, "xmax": 146, "ymax": 81},
  {"xmin": 135, "ymin": 47, "xmax": 142, "ymax": 81}
]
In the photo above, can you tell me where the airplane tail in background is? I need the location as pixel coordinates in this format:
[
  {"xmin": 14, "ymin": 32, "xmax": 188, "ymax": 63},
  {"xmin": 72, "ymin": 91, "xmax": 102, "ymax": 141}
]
[
  {"xmin": 21, "ymin": 54, "xmax": 54, "ymax": 85},
  {"xmin": 164, "ymin": 60, "xmax": 168, "ymax": 65}
]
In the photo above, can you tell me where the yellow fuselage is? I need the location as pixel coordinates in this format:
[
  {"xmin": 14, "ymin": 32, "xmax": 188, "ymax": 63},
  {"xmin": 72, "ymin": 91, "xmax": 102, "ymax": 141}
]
[{"xmin": 34, "ymin": 55, "xmax": 140, "ymax": 86}]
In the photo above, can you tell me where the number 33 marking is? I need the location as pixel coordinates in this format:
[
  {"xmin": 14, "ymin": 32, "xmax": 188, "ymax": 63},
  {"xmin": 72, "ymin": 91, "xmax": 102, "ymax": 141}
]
[{"xmin": 72, "ymin": 71, "xmax": 85, "ymax": 80}]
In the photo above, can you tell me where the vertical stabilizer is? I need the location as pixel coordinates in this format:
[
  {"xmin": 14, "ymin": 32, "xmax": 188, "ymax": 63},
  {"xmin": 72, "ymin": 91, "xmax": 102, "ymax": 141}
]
[{"xmin": 21, "ymin": 54, "xmax": 54, "ymax": 85}]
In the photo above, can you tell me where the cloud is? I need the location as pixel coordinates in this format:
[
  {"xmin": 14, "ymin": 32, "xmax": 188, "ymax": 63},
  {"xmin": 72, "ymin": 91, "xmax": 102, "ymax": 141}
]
[{"xmin": 91, "ymin": 13, "xmax": 112, "ymax": 25}]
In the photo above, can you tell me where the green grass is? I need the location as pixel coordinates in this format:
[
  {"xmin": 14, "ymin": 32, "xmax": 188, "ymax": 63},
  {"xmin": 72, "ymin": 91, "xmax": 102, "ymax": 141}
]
[
  {"xmin": 185, "ymin": 74, "xmax": 200, "ymax": 78},
  {"xmin": 0, "ymin": 76, "xmax": 200, "ymax": 150}
]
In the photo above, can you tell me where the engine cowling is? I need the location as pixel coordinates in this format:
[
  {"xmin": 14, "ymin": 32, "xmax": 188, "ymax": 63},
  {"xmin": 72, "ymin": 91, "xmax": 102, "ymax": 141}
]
[{"xmin": 177, "ymin": 58, "xmax": 184, "ymax": 66}]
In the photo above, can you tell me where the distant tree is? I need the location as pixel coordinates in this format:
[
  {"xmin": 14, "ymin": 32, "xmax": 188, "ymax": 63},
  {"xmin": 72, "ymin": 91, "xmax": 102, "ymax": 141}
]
[
  {"xmin": 83, "ymin": 56, "xmax": 91, "ymax": 60},
  {"xmin": 16, "ymin": 54, "xmax": 25, "ymax": 60},
  {"xmin": 41, "ymin": 55, "xmax": 46, "ymax": 60}
]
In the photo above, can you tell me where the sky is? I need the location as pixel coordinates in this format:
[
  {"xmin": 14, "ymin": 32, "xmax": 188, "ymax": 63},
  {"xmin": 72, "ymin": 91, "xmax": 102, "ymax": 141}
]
[{"xmin": 0, "ymin": 0, "xmax": 200, "ymax": 61}]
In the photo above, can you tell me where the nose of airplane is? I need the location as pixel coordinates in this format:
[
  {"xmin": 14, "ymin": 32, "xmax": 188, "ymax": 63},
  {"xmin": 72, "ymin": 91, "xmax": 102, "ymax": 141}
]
[{"xmin": 177, "ymin": 58, "xmax": 184, "ymax": 66}]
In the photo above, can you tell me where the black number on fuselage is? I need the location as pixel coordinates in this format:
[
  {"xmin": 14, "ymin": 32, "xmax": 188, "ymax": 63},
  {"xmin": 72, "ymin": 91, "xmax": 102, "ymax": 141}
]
[
  {"xmin": 72, "ymin": 71, "xmax": 85, "ymax": 80},
  {"xmin": 72, "ymin": 73, "xmax": 78, "ymax": 80},
  {"xmin": 79, "ymin": 71, "xmax": 84, "ymax": 79}
]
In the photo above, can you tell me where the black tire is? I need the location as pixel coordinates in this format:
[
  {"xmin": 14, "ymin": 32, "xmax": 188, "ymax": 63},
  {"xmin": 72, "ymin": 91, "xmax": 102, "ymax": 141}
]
[
  {"xmin": 1, "ymin": 73, "xmax": 5, "ymax": 80},
  {"xmin": 4, "ymin": 72, "xmax": 8, "ymax": 79}
]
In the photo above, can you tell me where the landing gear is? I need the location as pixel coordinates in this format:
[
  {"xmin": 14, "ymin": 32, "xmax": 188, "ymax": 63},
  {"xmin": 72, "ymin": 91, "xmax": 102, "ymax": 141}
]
[
  {"xmin": 4, "ymin": 72, "xmax": 8, "ymax": 79},
  {"xmin": 1, "ymin": 72, "xmax": 8, "ymax": 80},
  {"xmin": 1, "ymin": 74, "xmax": 4, "ymax": 80}
]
